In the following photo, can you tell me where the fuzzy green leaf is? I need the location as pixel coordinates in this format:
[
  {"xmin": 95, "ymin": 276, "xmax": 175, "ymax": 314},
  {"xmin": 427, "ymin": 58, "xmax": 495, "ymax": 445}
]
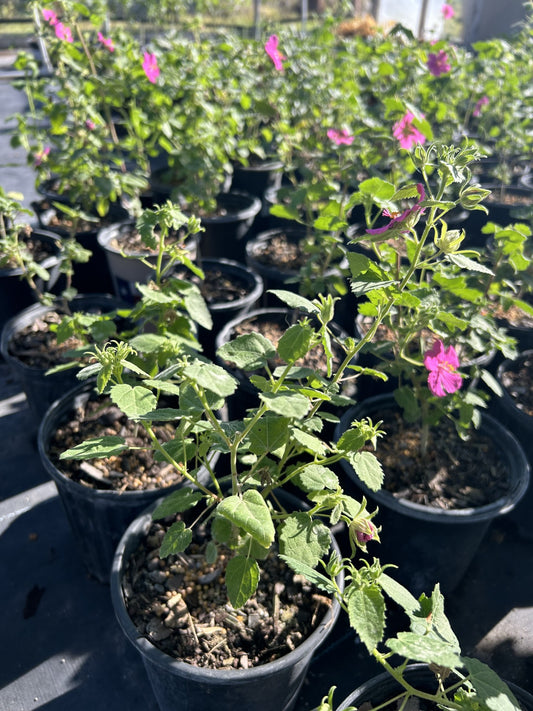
[
  {"xmin": 291, "ymin": 427, "xmax": 327, "ymax": 455},
  {"xmin": 346, "ymin": 585, "xmax": 385, "ymax": 652},
  {"xmin": 386, "ymin": 632, "xmax": 462, "ymax": 668},
  {"xmin": 345, "ymin": 451, "xmax": 384, "ymax": 491},
  {"xmin": 217, "ymin": 490, "xmax": 275, "ymax": 548},
  {"xmin": 277, "ymin": 323, "xmax": 314, "ymax": 364},
  {"xmin": 182, "ymin": 361, "xmax": 238, "ymax": 397},
  {"xmin": 159, "ymin": 521, "xmax": 192, "ymax": 557},
  {"xmin": 259, "ymin": 391, "xmax": 310, "ymax": 418},
  {"xmin": 462, "ymin": 657, "xmax": 522, "ymax": 711},
  {"xmin": 447, "ymin": 253, "xmax": 494, "ymax": 274},
  {"xmin": 293, "ymin": 464, "xmax": 339, "ymax": 492},
  {"xmin": 247, "ymin": 416, "xmax": 290, "ymax": 457},
  {"xmin": 152, "ymin": 489, "xmax": 203, "ymax": 520},
  {"xmin": 59, "ymin": 435, "xmax": 127, "ymax": 460},
  {"xmin": 268, "ymin": 290, "xmax": 319, "ymax": 313},
  {"xmin": 217, "ymin": 332, "xmax": 276, "ymax": 370},
  {"xmin": 279, "ymin": 512, "xmax": 331, "ymax": 567},
  {"xmin": 110, "ymin": 384, "xmax": 157, "ymax": 419},
  {"xmin": 225, "ymin": 556, "xmax": 260, "ymax": 608}
]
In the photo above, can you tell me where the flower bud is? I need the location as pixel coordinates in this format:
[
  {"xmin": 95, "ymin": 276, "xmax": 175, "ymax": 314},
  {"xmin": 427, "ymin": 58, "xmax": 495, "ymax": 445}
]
[
  {"xmin": 434, "ymin": 224, "xmax": 465, "ymax": 254},
  {"xmin": 411, "ymin": 144, "xmax": 428, "ymax": 168},
  {"xmin": 349, "ymin": 515, "xmax": 380, "ymax": 554},
  {"xmin": 459, "ymin": 185, "xmax": 491, "ymax": 210}
]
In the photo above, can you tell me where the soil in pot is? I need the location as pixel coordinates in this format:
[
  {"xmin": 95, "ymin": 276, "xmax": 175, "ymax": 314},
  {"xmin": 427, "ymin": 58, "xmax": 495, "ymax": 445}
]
[
  {"xmin": 123, "ymin": 516, "xmax": 332, "ymax": 670},
  {"xmin": 46, "ymin": 392, "xmax": 188, "ymax": 492},
  {"xmin": 368, "ymin": 408, "xmax": 510, "ymax": 509}
]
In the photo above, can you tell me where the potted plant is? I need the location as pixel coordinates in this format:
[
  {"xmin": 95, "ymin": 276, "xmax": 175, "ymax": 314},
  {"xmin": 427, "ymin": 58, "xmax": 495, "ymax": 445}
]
[{"xmin": 0, "ymin": 187, "xmax": 63, "ymax": 329}]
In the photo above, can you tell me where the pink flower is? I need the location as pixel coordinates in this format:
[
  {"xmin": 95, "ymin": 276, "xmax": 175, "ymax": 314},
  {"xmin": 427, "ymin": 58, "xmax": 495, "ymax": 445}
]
[
  {"xmin": 265, "ymin": 35, "xmax": 285, "ymax": 71},
  {"xmin": 42, "ymin": 8, "xmax": 58, "ymax": 25},
  {"xmin": 424, "ymin": 340, "xmax": 462, "ymax": 397},
  {"xmin": 54, "ymin": 22, "xmax": 73, "ymax": 43},
  {"xmin": 442, "ymin": 3, "xmax": 455, "ymax": 19},
  {"xmin": 427, "ymin": 50, "xmax": 451, "ymax": 77},
  {"xmin": 142, "ymin": 52, "xmax": 160, "ymax": 83},
  {"xmin": 97, "ymin": 32, "xmax": 115, "ymax": 52},
  {"xmin": 327, "ymin": 128, "xmax": 354, "ymax": 146},
  {"xmin": 392, "ymin": 112, "xmax": 427, "ymax": 150},
  {"xmin": 85, "ymin": 119, "xmax": 96, "ymax": 130},
  {"xmin": 356, "ymin": 521, "xmax": 376, "ymax": 544},
  {"xmin": 34, "ymin": 146, "xmax": 50, "ymax": 166},
  {"xmin": 367, "ymin": 183, "xmax": 425, "ymax": 235},
  {"xmin": 473, "ymin": 95, "xmax": 489, "ymax": 117}
]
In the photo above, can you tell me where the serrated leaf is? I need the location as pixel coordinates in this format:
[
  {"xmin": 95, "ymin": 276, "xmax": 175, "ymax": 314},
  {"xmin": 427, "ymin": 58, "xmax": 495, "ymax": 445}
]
[
  {"xmin": 386, "ymin": 631, "xmax": 462, "ymax": 668},
  {"xmin": 259, "ymin": 391, "xmax": 310, "ymax": 418},
  {"xmin": 142, "ymin": 379, "xmax": 182, "ymax": 396},
  {"xmin": 462, "ymin": 657, "xmax": 522, "ymax": 711},
  {"xmin": 217, "ymin": 490, "xmax": 275, "ymax": 548},
  {"xmin": 268, "ymin": 290, "xmax": 319, "ymax": 313},
  {"xmin": 447, "ymin": 253, "xmax": 494, "ymax": 274},
  {"xmin": 380, "ymin": 572, "xmax": 419, "ymax": 615},
  {"xmin": 182, "ymin": 285, "xmax": 212, "ymax": 330},
  {"xmin": 159, "ymin": 521, "xmax": 192, "ymax": 557},
  {"xmin": 279, "ymin": 555, "xmax": 337, "ymax": 595},
  {"xmin": 277, "ymin": 323, "xmax": 314, "ymax": 363},
  {"xmin": 182, "ymin": 361, "xmax": 238, "ymax": 397},
  {"xmin": 152, "ymin": 489, "xmax": 203, "ymax": 520},
  {"xmin": 110, "ymin": 384, "xmax": 157, "ymax": 419},
  {"xmin": 291, "ymin": 427, "xmax": 326, "ymax": 455},
  {"xmin": 129, "ymin": 333, "xmax": 170, "ymax": 353},
  {"xmin": 346, "ymin": 451, "xmax": 384, "ymax": 491},
  {"xmin": 248, "ymin": 416, "xmax": 290, "ymax": 457},
  {"xmin": 346, "ymin": 585, "xmax": 385, "ymax": 652},
  {"xmin": 217, "ymin": 332, "xmax": 276, "ymax": 370},
  {"xmin": 225, "ymin": 556, "xmax": 260, "ymax": 608},
  {"xmin": 293, "ymin": 464, "xmax": 339, "ymax": 492},
  {"xmin": 278, "ymin": 512, "xmax": 331, "ymax": 567},
  {"xmin": 59, "ymin": 435, "xmax": 127, "ymax": 460}
]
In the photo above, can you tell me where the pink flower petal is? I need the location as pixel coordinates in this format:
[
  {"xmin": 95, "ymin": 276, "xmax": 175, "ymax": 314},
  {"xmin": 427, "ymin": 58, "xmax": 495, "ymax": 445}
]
[
  {"xmin": 42, "ymin": 8, "xmax": 58, "ymax": 25},
  {"xmin": 98, "ymin": 32, "xmax": 115, "ymax": 52},
  {"xmin": 327, "ymin": 128, "xmax": 354, "ymax": 146},
  {"xmin": 265, "ymin": 34, "xmax": 285, "ymax": 71},
  {"xmin": 54, "ymin": 22, "xmax": 73, "ymax": 43},
  {"xmin": 442, "ymin": 3, "xmax": 455, "ymax": 19},
  {"xmin": 142, "ymin": 52, "xmax": 160, "ymax": 83}
]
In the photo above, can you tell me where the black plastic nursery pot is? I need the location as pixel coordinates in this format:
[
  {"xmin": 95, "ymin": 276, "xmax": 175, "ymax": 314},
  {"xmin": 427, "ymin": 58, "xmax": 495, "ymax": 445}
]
[
  {"xmin": 196, "ymin": 191, "xmax": 262, "ymax": 262},
  {"xmin": 37, "ymin": 379, "xmax": 219, "ymax": 584},
  {"xmin": 0, "ymin": 228, "xmax": 62, "ymax": 332},
  {"xmin": 97, "ymin": 220, "xmax": 198, "ymax": 305},
  {"xmin": 335, "ymin": 662, "xmax": 533, "ymax": 711},
  {"xmin": 230, "ymin": 159, "xmax": 284, "ymax": 199},
  {"xmin": 465, "ymin": 184, "xmax": 533, "ymax": 247},
  {"xmin": 110, "ymin": 494, "xmax": 343, "ymax": 711},
  {"xmin": 0, "ymin": 293, "xmax": 124, "ymax": 419},
  {"xmin": 193, "ymin": 257, "xmax": 264, "ymax": 359},
  {"xmin": 488, "ymin": 350, "xmax": 533, "ymax": 539},
  {"xmin": 335, "ymin": 394, "xmax": 530, "ymax": 597}
]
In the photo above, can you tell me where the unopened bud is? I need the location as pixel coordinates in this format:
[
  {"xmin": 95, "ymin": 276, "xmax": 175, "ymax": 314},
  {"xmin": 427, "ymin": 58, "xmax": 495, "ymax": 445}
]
[
  {"xmin": 349, "ymin": 516, "xmax": 380, "ymax": 554},
  {"xmin": 434, "ymin": 224, "xmax": 465, "ymax": 254},
  {"xmin": 459, "ymin": 185, "xmax": 491, "ymax": 210}
]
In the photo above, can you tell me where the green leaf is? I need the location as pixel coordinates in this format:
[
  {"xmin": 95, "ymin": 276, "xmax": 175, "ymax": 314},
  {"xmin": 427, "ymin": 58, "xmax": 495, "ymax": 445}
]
[
  {"xmin": 346, "ymin": 451, "xmax": 384, "ymax": 491},
  {"xmin": 268, "ymin": 290, "xmax": 319, "ymax": 313},
  {"xmin": 110, "ymin": 384, "xmax": 157, "ymax": 419},
  {"xmin": 346, "ymin": 585, "xmax": 385, "ymax": 652},
  {"xmin": 259, "ymin": 391, "xmax": 310, "ymax": 418},
  {"xmin": 182, "ymin": 285, "xmax": 212, "ymax": 330},
  {"xmin": 247, "ymin": 416, "xmax": 290, "ymax": 457},
  {"xmin": 291, "ymin": 427, "xmax": 327, "ymax": 455},
  {"xmin": 269, "ymin": 203, "xmax": 301, "ymax": 222},
  {"xmin": 447, "ymin": 253, "xmax": 494, "ymax": 274},
  {"xmin": 217, "ymin": 490, "xmax": 275, "ymax": 548},
  {"xmin": 293, "ymin": 464, "xmax": 339, "ymax": 492},
  {"xmin": 159, "ymin": 521, "xmax": 192, "ymax": 558},
  {"xmin": 462, "ymin": 657, "xmax": 522, "ymax": 711},
  {"xmin": 217, "ymin": 332, "xmax": 276, "ymax": 370},
  {"xmin": 380, "ymin": 573, "xmax": 419, "ymax": 615},
  {"xmin": 182, "ymin": 361, "xmax": 238, "ymax": 397},
  {"xmin": 152, "ymin": 489, "xmax": 203, "ymax": 520},
  {"xmin": 59, "ymin": 436, "xmax": 127, "ymax": 460},
  {"xmin": 386, "ymin": 631, "xmax": 462, "ymax": 668},
  {"xmin": 279, "ymin": 512, "xmax": 331, "ymax": 568},
  {"xmin": 277, "ymin": 323, "xmax": 314, "ymax": 363},
  {"xmin": 225, "ymin": 556, "xmax": 260, "ymax": 608},
  {"xmin": 279, "ymin": 555, "xmax": 337, "ymax": 595}
]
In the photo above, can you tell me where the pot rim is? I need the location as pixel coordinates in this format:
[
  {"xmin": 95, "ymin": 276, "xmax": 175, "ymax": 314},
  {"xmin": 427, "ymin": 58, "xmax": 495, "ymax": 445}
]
[{"xmin": 0, "ymin": 228, "xmax": 63, "ymax": 278}]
